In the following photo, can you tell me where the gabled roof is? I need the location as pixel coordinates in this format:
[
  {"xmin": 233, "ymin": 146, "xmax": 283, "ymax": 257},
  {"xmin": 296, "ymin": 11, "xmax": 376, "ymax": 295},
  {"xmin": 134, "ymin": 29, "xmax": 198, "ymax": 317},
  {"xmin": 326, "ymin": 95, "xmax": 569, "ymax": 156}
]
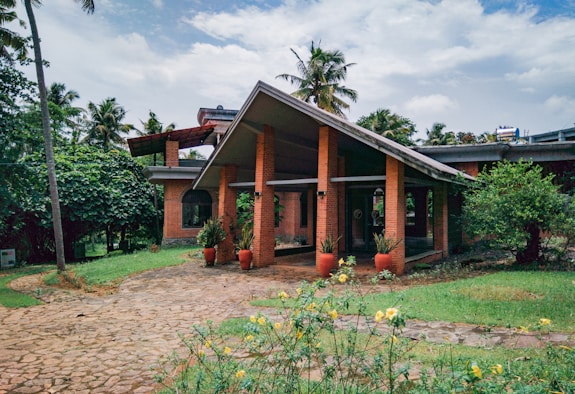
[
  {"xmin": 194, "ymin": 81, "xmax": 473, "ymax": 190},
  {"xmin": 127, "ymin": 122, "xmax": 216, "ymax": 157}
]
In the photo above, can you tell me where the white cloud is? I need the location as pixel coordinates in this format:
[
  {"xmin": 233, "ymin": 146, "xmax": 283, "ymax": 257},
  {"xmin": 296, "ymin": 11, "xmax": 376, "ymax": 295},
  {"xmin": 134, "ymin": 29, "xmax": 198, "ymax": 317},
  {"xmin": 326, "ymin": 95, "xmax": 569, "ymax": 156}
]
[{"xmin": 404, "ymin": 94, "xmax": 458, "ymax": 114}]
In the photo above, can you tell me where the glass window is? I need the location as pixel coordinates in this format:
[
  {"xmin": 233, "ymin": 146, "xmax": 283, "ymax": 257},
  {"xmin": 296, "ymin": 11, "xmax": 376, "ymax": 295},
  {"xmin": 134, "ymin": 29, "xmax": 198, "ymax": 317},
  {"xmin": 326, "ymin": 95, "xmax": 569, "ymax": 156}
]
[
  {"xmin": 300, "ymin": 192, "xmax": 308, "ymax": 228},
  {"xmin": 182, "ymin": 190, "xmax": 212, "ymax": 228}
]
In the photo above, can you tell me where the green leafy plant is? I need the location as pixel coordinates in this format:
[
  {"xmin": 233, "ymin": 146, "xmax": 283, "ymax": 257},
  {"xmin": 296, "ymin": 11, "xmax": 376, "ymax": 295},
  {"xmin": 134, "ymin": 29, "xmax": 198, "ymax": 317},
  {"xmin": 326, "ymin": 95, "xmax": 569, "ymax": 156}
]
[
  {"xmin": 237, "ymin": 224, "xmax": 254, "ymax": 250},
  {"xmin": 373, "ymin": 231, "xmax": 401, "ymax": 254},
  {"xmin": 320, "ymin": 233, "xmax": 341, "ymax": 253},
  {"xmin": 196, "ymin": 217, "xmax": 226, "ymax": 248}
]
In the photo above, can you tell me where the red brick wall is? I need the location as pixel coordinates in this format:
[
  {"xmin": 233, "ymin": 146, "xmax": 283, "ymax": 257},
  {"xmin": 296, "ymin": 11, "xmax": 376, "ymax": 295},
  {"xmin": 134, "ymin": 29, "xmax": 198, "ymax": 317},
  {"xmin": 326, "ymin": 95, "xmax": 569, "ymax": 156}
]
[
  {"xmin": 253, "ymin": 125, "xmax": 275, "ymax": 267},
  {"xmin": 433, "ymin": 183, "xmax": 449, "ymax": 256},
  {"xmin": 385, "ymin": 156, "xmax": 406, "ymax": 275},
  {"xmin": 218, "ymin": 165, "xmax": 237, "ymax": 262},
  {"xmin": 165, "ymin": 140, "xmax": 179, "ymax": 167},
  {"xmin": 163, "ymin": 180, "xmax": 211, "ymax": 242},
  {"xmin": 452, "ymin": 162, "xmax": 479, "ymax": 177}
]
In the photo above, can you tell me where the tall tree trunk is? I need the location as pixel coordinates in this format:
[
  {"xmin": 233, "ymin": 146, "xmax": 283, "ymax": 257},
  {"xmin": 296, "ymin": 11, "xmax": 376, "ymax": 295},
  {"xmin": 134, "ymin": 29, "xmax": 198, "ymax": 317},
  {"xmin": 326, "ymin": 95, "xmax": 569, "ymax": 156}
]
[
  {"xmin": 516, "ymin": 223, "xmax": 541, "ymax": 265},
  {"xmin": 24, "ymin": 0, "xmax": 66, "ymax": 272}
]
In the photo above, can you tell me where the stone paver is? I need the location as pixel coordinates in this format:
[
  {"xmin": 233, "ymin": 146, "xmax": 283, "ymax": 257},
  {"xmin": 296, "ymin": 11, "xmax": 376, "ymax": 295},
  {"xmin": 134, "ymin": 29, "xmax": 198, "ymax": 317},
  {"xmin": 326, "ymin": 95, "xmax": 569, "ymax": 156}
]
[{"xmin": 1, "ymin": 259, "xmax": 573, "ymax": 393}]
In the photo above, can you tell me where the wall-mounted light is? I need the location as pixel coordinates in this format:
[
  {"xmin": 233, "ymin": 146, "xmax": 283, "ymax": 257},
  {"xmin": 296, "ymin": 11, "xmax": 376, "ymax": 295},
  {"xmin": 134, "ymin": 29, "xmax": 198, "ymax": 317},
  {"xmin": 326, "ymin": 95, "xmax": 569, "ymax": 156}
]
[
  {"xmin": 373, "ymin": 187, "xmax": 384, "ymax": 197},
  {"xmin": 254, "ymin": 191, "xmax": 262, "ymax": 198},
  {"xmin": 317, "ymin": 190, "xmax": 326, "ymax": 199}
]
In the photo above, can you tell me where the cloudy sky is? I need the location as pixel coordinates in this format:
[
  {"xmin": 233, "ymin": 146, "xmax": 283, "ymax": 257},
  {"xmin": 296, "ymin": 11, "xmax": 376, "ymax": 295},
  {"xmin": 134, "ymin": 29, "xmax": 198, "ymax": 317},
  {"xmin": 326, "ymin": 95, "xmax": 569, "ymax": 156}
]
[{"xmin": 11, "ymin": 0, "xmax": 575, "ymax": 146}]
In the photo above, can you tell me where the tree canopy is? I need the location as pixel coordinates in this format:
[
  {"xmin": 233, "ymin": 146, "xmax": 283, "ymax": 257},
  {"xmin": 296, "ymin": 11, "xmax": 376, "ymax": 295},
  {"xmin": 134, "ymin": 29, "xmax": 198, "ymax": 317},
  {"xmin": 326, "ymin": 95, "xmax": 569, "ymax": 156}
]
[{"xmin": 356, "ymin": 108, "xmax": 417, "ymax": 146}]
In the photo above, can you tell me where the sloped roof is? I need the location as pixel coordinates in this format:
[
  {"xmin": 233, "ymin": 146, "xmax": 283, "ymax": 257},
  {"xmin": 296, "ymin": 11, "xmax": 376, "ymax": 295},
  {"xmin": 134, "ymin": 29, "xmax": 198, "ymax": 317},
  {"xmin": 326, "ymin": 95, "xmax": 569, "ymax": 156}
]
[
  {"xmin": 194, "ymin": 81, "xmax": 473, "ymax": 190},
  {"xmin": 127, "ymin": 122, "xmax": 216, "ymax": 157}
]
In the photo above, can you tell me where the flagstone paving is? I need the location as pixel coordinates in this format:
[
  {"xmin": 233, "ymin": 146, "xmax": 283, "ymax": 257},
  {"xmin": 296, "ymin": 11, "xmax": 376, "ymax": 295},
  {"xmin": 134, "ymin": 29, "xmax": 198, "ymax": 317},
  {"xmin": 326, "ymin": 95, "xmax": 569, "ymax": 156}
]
[{"xmin": 1, "ymin": 258, "xmax": 573, "ymax": 393}]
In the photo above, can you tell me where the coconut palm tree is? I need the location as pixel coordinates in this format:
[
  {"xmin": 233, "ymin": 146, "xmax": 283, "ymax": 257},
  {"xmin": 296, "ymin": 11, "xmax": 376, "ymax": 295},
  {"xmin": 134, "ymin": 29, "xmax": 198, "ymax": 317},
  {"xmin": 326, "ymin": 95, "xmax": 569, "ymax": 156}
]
[
  {"xmin": 84, "ymin": 97, "xmax": 134, "ymax": 150},
  {"xmin": 0, "ymin": 0, "xmax": 26, "ymax": 60},
  {"xmin": 23, "ymin": 0, "xmax": 94, "ymax": 272},
  {"xmin": 276, "ymin": 41, "xmax": 357, "ymax": 118},
  {"xmin": 47, "ymin": 82, "xmax": 83, "ymax": 142},
  {"xmin": 356, "ymin": 108, "xmax": 417, "ymax": 146},
  {"xmin": 138, "ymin": 110, "xmax": 175, "ymax": 165}
]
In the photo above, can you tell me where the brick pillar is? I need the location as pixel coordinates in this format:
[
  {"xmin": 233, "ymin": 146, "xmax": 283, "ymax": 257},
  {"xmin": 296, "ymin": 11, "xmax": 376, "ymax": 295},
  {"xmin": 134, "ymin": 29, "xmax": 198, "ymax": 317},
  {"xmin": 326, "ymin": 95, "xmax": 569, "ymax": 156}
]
[
  {"xmin": 218, "ymin": 165, "xmax": 237, "ymax": 262},
  {"xmin": 316, "ymin": 126, "xmax": 339, "ymax": 269},
  {"xmin": 433, "ymin": 183, "xmax": 449, "ymax": 257},
  {"xmin": 385, "ymin": 156, "xmax": 405, "ymax": 275},
  {"xmin": 253, "ymin": 125, "xmax": 275, "ymax": 267},
  {"xmin": 165, "ymin": 140, "xmax": 179, "ymax": 167}
]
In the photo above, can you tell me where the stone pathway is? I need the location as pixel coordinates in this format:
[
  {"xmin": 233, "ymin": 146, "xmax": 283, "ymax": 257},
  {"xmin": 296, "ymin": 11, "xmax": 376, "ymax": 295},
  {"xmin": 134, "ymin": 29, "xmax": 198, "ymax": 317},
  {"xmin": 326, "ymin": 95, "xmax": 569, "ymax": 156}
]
[{"xmin": 1, "ymin": 258, "xmax": 573, "ymax": 393}]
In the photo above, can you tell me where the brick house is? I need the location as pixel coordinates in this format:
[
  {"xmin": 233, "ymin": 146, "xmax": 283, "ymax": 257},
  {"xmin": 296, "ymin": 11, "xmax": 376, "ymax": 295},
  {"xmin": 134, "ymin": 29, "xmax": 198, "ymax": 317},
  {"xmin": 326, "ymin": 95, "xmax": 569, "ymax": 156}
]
[{"xmin": 129, "ymin": 81, "xmax": 477, "ymax": 275}]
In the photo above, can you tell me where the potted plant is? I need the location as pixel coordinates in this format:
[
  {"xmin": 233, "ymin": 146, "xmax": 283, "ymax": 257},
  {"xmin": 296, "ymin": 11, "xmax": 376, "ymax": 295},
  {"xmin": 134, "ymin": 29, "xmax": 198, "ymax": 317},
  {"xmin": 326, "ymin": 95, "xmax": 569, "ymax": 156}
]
[
  {"xmin": 318, "ymin": 234, "xmax": 341, "ymax": 277},
  {"xmin": 237, "ymin": 224, "xmax": 254, "ymax": 270},
  {"xmin": 196, "ymin": 217, "xmax": 226, "ymax": 266},
  {"xmin": 373, "ymin": 231, "xmax": 401, "ymax": 272}
]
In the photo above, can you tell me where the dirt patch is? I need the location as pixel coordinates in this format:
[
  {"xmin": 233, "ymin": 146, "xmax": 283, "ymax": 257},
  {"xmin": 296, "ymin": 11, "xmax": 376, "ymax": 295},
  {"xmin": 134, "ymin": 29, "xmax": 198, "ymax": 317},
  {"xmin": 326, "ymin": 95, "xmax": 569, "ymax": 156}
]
[{"xmin": 452, "ymin": 285, "xmax": 542, "ymax": 301}]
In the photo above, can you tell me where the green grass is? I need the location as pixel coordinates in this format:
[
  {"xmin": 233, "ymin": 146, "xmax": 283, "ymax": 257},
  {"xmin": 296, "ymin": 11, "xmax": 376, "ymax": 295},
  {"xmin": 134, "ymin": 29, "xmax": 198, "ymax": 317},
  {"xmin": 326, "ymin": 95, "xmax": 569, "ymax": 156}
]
[
  {"xmin": 253, "ymin": 271, "xmax": 575, "ymax": 332},
  {"xmin": 0, "ymin": 266, "xmax": 54, "ymax": 308},
  {"xmin": 46, "ymin": 246, "xmax": 196, "ymax": 287}
]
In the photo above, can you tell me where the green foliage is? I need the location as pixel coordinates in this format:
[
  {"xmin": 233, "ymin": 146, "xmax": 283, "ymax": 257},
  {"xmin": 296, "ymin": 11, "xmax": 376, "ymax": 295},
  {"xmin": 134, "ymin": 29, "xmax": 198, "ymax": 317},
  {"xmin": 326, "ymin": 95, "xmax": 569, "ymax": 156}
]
[
  {"xmin": 373, "ymin": 230, "xmax": 401, "ymax": 254},
  {"xmin": 319, "ymin": 233, "xmax": 341, "ymax": 253},
  {"xmin": 197, "ymin": 217, "xmax": 226, "ymax": 248},
  {"xmin": 463, "ymin": 160, "xmax": 571, "ymax": 264},
  {"xmin": 357, "ymin": 108, "xmax": 417, "ymax": 146},
  {"xmin": 237, "ymin": 224, "xmax": 254, "ymax": 250}
]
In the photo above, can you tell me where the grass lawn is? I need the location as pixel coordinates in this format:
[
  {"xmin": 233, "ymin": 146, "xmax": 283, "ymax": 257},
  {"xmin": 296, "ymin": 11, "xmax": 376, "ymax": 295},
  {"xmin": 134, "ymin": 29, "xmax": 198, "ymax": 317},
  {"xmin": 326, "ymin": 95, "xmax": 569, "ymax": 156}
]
[
  {"xmin": 252, "ymin": 271, "xmax": 575, "ymax": 332},
  {"xmin": 0, "ymin": 266, "xmax": 54, "ymax": 307}
]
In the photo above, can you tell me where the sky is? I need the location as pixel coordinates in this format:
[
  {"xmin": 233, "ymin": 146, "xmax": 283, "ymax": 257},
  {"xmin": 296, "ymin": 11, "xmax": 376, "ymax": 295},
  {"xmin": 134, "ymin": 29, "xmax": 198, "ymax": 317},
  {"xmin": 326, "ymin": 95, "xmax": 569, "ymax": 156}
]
[{"xmin": 10, "ymin": 0, "xmax": 575, "ymax": 152}]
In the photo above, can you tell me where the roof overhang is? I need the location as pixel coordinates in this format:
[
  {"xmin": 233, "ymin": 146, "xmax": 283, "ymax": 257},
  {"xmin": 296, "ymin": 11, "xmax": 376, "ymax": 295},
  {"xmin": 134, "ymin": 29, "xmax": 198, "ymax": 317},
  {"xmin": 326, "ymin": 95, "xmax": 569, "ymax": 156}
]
[
  {"xmin": 143, "ymin": 166, "xmax": 203, "ymax": 184},
  {"xmin": 127, "ymin": 122, "xmax": 216, "ymax": 157},
  {"xmin": 193, "ymin": 81, "xmax": 473, "ymax": 191}
]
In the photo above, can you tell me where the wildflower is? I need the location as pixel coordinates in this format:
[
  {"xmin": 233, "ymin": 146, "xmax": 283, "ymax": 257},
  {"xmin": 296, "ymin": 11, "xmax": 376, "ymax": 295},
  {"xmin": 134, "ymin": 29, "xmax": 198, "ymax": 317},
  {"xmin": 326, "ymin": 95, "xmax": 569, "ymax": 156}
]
[
  {"xmin": 385, "ymin": 307, "xmax": 399, "ymax": 321},
  {"xmin": 224, "ymin": 347, "xmax": 231, "ymax": 355},
  {"xmin": 490, "ymin": 364, "xmax": 503, "ymax": 375},
  {"xmin": 296, "ymin": 288, "xmax": 302, "ymax": 295},
  {"xmin": 539, "ymin": 318, "xmax": 551, "ymax": 326},
  {"xmin": 328, "ymin": 309, "xmax": 338, "ymax": 320},
  {"xmin": 375, "ymin": 310, "xmax": 385, "ymax": 323},
  {"xmin": 274, "ymin": 322, "xmax": 282, "ymax": 330},
  {"xmin": 391, "ymin": 335, "xmax": 398, "ymax": 344},
  {"xmin": 278, "ymin": 291, "xmax": 289, "ymax": 299},
  {"xmin": 296, "ymin": 330, "xmax": 303, "ymax": 339},
  {"xmin": 471, "ymin": 364, "xmax": 482, "ymax": 379},
  {"xmin": 306, "ymin": 302, "xmax": 316, "ymax": 311},
  {"xmin": 315, "ymin": 342, "xmax": 322, "ymax": 348},
  {"xmin": 517, "ymin": 325, "xmax": 530, "ymax": 334},
  {"xmin": 244, "ymin": 334, "xmax": 254, "ymax": 342},
  {"xmin": 338, "ymin": 258, "xmax": 345, "ymax": 266},
  {"xmin": 205, "ymin": 340, "xmax": 212, "ymax": 348},
  {"xmin": 250, "ymin": 315, "xmax": 257, "ymax": 323},
  {"xmin": 198, "ymin": 349, "xmax": 205, "ymax": 357},
  {"xmin": 257, "ymin": 316, "xmax": 266, "ymax": 326},
  {"xmin": 235, "ymin": 370, "xmax": 246, "ymax": 379},
  {"xmin": 338, "ymin": 274, "xmax": 348, "ymax": 283}
]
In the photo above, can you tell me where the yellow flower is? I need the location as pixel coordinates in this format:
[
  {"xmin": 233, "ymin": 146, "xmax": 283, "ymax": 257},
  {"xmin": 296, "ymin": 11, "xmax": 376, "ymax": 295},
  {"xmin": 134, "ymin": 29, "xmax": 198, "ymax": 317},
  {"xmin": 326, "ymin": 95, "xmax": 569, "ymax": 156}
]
[
  {"xmin": 274, "ymin": 322, "xmax": 282, "ymax": 330},
  {"xmin": 296, "ymin": 330, "xmax": 303, "ymax": 339},
  {"xmin": 328, "ymin": 309, "xmax": 338, "ymax": 320},
  {"xmin": 385, "ymin": 307, "xmax": 399, "ymax": 321},
  {"xmin": 205, "ymin": 340, "xmax": 212, "ymax": 348},
  {"xmin": 471, "ymin": 365, "xmax": 482, "ymax": 379},
  {"xmin": 235, "ymin": 370, "xmax": 246, "ymax": 379},
  {"xmin": 539, "ymin": 318, "xmax": 551, "ymax": 326},
  {"xmin": 338, "ymin": 258, "xmax": 345, "ymax": 266},
  {"xmin": 306, "ymin": 302, "xmax": 316, "ymax": 311},
  {"xmin": 517, "ymin": 325, "xmax": 530, "ymax": 334},
  {"xmin": 375, "ymin": 310, "xmax": 385, "ymax": 323},
  {"xmin": 391, "ymin": 335, "xmax": 398, "ymax": 344},
  {"xmin": 250, "ymin": 315, "xmax": 257, "ymax": 323},
  {"xmin": 244, "ymin": 334, "xmax": 254, "ymax": 342},
  {"xmin": 296, "ymin": 288, "xmax": 302, "ymax": 295},
  {"xmin": 490, "ymin": 364, "xmax": 503, "ymax": 375},
  {"xmin": 198, "ymin": 349, "xmax": 205, "ymax": 357},
  {"xmin": 224, "ymin": 346, "xmax": 231, "ymax": 355},
  {"xmin": 315, "ymin": 342, "xmax": 322, "ymax": 348},
  {"xmin": 278, "ymin": 291, "xmax": 289, "ymax": 299},
  {"xmin": 338, "ymin": 274, "xmax": 348, "ymax": 283},
  {"xmin": 257, "ymin": 316, "xmax": 266, "ymax": 326}
]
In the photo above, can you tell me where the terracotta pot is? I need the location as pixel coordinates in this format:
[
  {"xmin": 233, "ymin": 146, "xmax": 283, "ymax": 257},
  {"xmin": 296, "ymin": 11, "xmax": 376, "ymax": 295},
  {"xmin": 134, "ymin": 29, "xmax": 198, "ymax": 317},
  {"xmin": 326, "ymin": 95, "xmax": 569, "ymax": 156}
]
[
  {"xmin": 238, "ymin": 249, "xmax": 253, "ymax": 270},
  {"xmin": 318, "ymin": 253, "xmax": 335, "ymax": 278},
  {"xmin": 203, "ymin": 247, "xmax": 216, "ymax": 266},
  {"xmin": 374, "ymin": 253, "xmax": 392, "ymax": 272}
]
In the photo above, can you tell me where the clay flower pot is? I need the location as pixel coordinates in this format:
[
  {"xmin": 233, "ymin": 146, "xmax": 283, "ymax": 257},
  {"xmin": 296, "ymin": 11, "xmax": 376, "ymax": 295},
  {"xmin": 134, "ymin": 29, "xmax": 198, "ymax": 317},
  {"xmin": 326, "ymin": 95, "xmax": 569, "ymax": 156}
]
[
  {"xmin": 318, "ymin": 253, "xmax": 335, "ymax": 278},
  {"xmin": 238, "ymin": 249, "xmax": 253, "ymax": 270},
  {"xmin": 203, "ymin": 247, "xmax": 216, "ymax": 266},
  {"xmin": 374, "ymin": 253, "xmax": 392, "ymax": 272}
]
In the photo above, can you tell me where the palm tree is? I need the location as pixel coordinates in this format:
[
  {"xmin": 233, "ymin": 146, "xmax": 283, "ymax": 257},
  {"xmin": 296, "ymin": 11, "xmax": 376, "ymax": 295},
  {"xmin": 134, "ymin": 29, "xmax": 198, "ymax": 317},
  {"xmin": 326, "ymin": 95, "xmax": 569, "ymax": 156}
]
[
  {"xmin": 421, "ymin": 122, "xmax": 457, "ymax": 146},
  {"xmin": 23, "ymin": 0, "xmax": 95, "ymax": 273},
  {"xmin": 84, "ymin": 97, "xmax": 134, "ymax": 150},
  {"xmin": 276, "ymin": 41, "xmax": 357, "ymax": 118},
  {"xmin": 356, "ymin": 108, "xmax": 417, "ymax": 146},
  {"xmin": 47, "ymin": 82, "xmax": 83, "ymax": 142},
  {"xmin": 0, "ymin": 0, "xmax": 26, "ymax": 60}
]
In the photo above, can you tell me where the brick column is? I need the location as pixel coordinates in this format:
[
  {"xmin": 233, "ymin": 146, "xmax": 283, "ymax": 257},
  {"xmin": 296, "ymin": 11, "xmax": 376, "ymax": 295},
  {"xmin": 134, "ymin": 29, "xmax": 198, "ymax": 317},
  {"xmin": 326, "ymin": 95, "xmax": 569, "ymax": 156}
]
[
  {"xmin": 385, "ymin": 156, "xmax": 405, "ymax": 275},
  {"xmin": 218, "ymin": 165, "xmax": 237, "ymax": 262},
  {"xmin": 316, "ymin": 126, "xmax": 339, "ymax": 268},
  {"xmin": 433, "ymin": 183, "xmax": 449, "ymax": 257},
  {"xmin": 165, "ymin": 140, "xmax": 179, "ymax": 167},
  {"xmin": 253, "ymin": 125, "xmax": 275, "ymax": 267}
]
